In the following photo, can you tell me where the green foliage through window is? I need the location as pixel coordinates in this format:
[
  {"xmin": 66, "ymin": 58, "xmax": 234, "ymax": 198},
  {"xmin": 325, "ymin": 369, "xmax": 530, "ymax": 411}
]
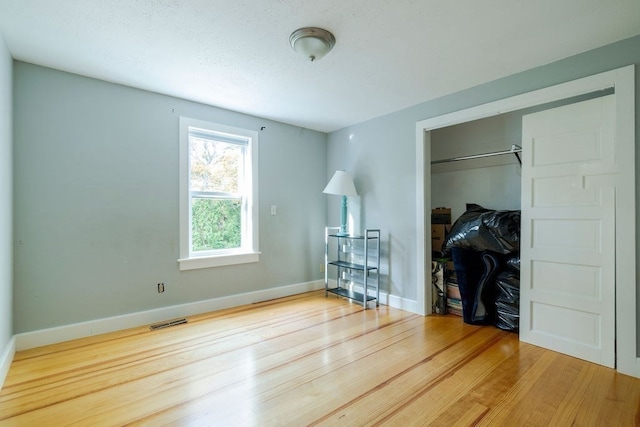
[{"xmin": 191, "ymin": 198, "xmax": 242, "ymax": 251}]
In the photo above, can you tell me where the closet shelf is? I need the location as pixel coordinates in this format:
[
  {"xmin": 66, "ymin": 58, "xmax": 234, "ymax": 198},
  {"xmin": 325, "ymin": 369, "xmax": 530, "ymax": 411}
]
[{"xmin": 431, "ymin": 144, "xmax": 522, "ymax": 165}]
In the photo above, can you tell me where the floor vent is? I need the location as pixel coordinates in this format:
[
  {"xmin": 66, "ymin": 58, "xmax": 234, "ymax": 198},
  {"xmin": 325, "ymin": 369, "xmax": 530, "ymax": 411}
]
[{"xmin": 149, "ymin": 318, "xmax": 188, "ymax": 330}]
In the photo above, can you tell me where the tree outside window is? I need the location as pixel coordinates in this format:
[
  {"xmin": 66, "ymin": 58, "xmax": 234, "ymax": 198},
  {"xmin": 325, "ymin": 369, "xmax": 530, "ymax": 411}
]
[{"xmin": 179, "ymin": 117, "xmax": 259, "ymax": 270}]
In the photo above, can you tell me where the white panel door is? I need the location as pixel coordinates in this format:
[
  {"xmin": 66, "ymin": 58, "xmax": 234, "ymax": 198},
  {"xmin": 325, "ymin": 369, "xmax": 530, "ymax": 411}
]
[{"xmin": 520, "ymin": 95, "xmax": 616, "ymax": 368}]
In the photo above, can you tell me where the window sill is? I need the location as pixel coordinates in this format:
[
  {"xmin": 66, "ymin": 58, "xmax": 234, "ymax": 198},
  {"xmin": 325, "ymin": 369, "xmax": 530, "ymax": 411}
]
[{"xmin": 178, "ymin": 251, "xmax": 260, "ymax": 271}]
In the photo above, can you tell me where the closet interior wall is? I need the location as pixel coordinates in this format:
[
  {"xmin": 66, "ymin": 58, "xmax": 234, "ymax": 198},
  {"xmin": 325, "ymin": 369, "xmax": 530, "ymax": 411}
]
[{"xmin": 430, "ymin": 114, "xmax": 522, "ymax": 222}]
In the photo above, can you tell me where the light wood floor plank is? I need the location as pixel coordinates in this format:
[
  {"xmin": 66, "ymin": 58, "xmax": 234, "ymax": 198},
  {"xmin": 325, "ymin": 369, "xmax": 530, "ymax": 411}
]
[
  {"xmin": 310, "ymin": 327, "xmax": 508, "ymax": 426},
  {"xmin": 1, "ymin": 290, "xmax": 638, "ymax": 426}
]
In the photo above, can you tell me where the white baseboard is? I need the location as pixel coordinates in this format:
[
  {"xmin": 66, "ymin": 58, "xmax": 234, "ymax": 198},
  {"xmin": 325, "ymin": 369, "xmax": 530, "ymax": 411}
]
[
  {"xmin": 627, "ymin": 357, "xmax": 640, "ymax": 379},
  {"xmin": 385, "ymin": 293, "xmax": 420, "ymax": 314},
  {"xmin": 329, "ymin": 280, "xmax": 420, "ymax": 314},
  {"xmin": 0, "ymin": 336, "xmax": 16, "ymax": 391},
  {"xmin": 13, "ymin": 279, "xmax": 422, "ymax": 353},
  {"xmin": 15, "ymin": 280, "xmax": 324, "ymax": 351}
]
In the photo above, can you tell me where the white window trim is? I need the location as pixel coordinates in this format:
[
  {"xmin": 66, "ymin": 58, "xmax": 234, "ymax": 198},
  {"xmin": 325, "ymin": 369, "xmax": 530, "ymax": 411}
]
[{"xmin": 178, "ymin": 117, "xmax": 260, "ymax": 270}]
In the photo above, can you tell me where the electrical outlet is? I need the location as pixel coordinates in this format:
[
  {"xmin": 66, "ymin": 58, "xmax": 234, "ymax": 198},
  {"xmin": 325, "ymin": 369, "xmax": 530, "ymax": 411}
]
[
  {"xmin": 320, "ymin": 264, "xmax": 325, "ymax": 273},
  {"xmin": 157, "ymin": 283, "xmax": 165, "ymax": 293}
]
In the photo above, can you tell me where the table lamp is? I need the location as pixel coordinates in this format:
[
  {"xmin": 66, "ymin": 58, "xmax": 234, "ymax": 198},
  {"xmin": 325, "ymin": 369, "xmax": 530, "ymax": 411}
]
[{"xmin": 323, "ymin": 170, "xmax": 357, "ymax": 236}]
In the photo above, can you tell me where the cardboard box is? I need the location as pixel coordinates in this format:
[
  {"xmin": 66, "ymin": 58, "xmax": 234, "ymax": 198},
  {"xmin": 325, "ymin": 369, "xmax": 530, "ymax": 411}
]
[
  {"xmin": 431, "ymin": 207, "xmax": 452, "ymax": 225},
  {"xmin": 431, "ymin": 224, "xmax": 451, "ymax": 252}
]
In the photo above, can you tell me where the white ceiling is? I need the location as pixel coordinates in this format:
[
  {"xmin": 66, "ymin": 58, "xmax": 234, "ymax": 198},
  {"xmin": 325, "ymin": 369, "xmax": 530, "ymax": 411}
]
[{"xmin": 1, "ymin": 1, "xmax": 639, "ymax": 133}]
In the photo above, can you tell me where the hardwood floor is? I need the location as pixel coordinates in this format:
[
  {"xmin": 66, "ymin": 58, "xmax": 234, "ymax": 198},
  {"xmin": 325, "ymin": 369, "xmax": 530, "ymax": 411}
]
[{"xmin": 1, "ymin": 290, "xmax": 639, "ymax": 426}]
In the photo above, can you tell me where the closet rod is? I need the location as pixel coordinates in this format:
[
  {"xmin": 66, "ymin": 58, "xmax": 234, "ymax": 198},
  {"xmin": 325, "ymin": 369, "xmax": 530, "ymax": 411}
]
[{"xmin": 431, "ymin": 144, "xmax": 522, "ymax": 165}]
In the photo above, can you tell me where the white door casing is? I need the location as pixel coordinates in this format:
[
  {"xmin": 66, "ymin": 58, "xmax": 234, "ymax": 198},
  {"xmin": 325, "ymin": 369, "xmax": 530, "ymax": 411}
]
[{"xmin": 520, "ymin": 95, "xmax": 616, "ymax": 367}]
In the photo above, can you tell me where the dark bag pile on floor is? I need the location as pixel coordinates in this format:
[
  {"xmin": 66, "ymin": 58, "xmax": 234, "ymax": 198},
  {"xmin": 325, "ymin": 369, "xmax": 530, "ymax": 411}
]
[{"xmin": 442, "ymin": 204, "xmax": 521, "ymax": 331}]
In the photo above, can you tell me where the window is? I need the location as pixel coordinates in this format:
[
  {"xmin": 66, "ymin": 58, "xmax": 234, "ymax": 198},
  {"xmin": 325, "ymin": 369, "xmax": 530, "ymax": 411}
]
[{"xmin": 179, "ymin": 117, "xmax": 259, "ymax": 270}]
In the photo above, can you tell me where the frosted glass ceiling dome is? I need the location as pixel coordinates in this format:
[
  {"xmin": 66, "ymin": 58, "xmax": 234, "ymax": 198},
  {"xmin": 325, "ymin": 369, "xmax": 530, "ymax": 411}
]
[{"xmin": 289, "ymin": 27, "xmax": 336, "ymax": 62}]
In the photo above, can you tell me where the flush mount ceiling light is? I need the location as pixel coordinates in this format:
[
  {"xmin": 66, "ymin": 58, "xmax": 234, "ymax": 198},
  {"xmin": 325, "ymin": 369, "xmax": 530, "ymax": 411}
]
[{"xmin": 289, "ymin": 27, "xmax": 336, "ymax": 62}]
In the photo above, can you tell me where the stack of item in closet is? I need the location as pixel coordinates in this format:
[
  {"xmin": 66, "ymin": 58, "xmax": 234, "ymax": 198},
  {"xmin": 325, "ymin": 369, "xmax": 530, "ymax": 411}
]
[
  {"xmin": 431, "ymin": 257, "xmax": 462, "ymax": 316},
  {"xmin": 440, "ymin": 203, "xmax": 521, "ymax": 331},
  {"xmin": 445, "ymin": 264, "xmax": 462, "ymax": 316},
  {"xmin": 431, "ymin": 208, "xmax": 457, "ymax": 315},
  {"xmin": 430, "ymin": 259, "xmax": 447, "ymax": 314}
]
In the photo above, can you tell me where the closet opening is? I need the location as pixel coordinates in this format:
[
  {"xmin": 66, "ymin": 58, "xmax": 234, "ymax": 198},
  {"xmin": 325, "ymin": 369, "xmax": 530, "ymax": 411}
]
[{"xmin": 414, "ymin": 65, "xmax": 636, "ymax": 376}]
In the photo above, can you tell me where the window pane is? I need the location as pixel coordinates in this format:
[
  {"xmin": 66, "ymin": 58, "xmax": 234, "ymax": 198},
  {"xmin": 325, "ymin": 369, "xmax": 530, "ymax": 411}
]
[
  {"xmin": 190, "ymin": 136, "xmax": 242, "ymax": 193},
  {"xmin": 191, "ymin": 198, "xmax": 242, "ymax": 251}
]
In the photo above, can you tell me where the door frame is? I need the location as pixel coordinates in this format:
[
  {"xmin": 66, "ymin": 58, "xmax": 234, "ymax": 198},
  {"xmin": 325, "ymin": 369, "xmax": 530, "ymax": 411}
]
[{"xmin": 415, "ymin": 65, "xmax": 637, "ymax": 376}]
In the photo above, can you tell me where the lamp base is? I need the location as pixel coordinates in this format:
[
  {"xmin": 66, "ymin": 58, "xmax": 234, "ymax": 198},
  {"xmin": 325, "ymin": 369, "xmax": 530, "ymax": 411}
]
[{"xmin": 338, "ymin": 195, "xmax": 349, "ymax": 236}]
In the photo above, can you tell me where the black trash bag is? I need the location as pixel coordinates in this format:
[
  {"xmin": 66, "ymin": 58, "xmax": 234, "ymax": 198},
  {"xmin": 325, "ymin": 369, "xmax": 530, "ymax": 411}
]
[
  {"xmin": 506, "ymin": 254, "xmax": 520, "ymax": 272},
  {"xmin": 494, "ymin": 270, "xmax": 520, "ymax": 332},
  {"xmin": 495, "ymin": 302, "xmax": 519, "ymax": 332},
  {"xmin": 442, "ymin": 204, "xmax": 520, "ymax": 256},
  {"xmin": 451, "ymin": 248, "xmax": 501, "ymax": 325},
  {"xmin": 451, "ymin": 248, "xmax": 483, "ymax": 323}
]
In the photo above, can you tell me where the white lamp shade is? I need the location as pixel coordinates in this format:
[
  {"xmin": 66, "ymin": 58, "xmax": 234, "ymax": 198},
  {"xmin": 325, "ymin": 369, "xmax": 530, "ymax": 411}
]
[{"xmin": 323, "ymin": 170, "xmax": 357, "ymax": 196}]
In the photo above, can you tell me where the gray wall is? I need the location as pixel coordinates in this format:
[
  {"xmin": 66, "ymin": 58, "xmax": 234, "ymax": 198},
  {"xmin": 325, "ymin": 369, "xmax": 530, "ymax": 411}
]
[
  {"xmin": 327, "ymin": 35, "xmax": 640, "ymax": 348},
  {"xmin": 0, "ymin": 33, "xmax": 12, "ymax": 357},
  {"xmin": 13, "ymin": 62, "xmax": 327, "ymax": 333}
]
